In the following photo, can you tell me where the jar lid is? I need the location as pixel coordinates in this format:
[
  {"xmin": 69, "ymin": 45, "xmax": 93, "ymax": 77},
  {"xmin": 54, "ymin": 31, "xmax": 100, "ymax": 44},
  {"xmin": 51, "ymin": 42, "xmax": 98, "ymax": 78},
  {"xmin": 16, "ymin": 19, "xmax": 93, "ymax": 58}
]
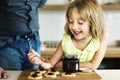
[{"xmin": 64, "ymin": 54, "xmax": 77, "ymax": 58}]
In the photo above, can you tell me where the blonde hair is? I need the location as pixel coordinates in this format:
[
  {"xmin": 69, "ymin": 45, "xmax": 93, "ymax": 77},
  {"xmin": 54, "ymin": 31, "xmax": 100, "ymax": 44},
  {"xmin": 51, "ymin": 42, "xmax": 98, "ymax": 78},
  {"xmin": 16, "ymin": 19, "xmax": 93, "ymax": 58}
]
[{"xmin": 65, "ymin": 0, "xmax": 104, "ymax": 38}]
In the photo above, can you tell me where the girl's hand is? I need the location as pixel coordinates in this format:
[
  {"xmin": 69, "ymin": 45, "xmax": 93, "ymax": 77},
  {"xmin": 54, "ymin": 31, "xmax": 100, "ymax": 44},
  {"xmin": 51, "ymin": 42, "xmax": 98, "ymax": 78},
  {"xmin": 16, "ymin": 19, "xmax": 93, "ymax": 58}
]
[
  {"xmin": 27, "ymin": 49, "xmax": 52, "ymax": 69},
  {"xmin": 28, "ymin": 49, "xmax": 43, "ymax": 65}
]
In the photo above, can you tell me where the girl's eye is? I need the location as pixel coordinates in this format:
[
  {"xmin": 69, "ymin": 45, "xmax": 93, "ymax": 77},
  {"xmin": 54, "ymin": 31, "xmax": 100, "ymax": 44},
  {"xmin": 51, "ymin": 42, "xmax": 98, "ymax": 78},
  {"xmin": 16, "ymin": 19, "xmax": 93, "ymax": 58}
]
[
  {"xmin": 78, "ymin": 20, "xmax": 84, "ymax": 25},
  {"xmin": 69, "ymin": 21, "xmax": 73, "ymax": 23},
  {"xmin": 68, "ymin": 20, "xmax": 73, "ymax": 23},
  {"xmin": 78, "ymin": 22, "xmax": 83, "ymax": 25}
]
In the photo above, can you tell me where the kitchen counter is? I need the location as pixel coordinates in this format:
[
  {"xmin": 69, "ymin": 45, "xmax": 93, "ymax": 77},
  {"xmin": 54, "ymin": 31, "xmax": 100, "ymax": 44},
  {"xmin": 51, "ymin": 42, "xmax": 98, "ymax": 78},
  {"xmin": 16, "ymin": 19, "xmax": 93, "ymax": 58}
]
[
  {"xmin": 105, "ymin": 46, "xmax": 120, "ymax": 58},
  {"xmin": 41, "ymin": 46, "xmax": 120, "ymax": 58},
  {"xmin": 1, "ymin": 70, "xmax": 120, "ymax": 80}
]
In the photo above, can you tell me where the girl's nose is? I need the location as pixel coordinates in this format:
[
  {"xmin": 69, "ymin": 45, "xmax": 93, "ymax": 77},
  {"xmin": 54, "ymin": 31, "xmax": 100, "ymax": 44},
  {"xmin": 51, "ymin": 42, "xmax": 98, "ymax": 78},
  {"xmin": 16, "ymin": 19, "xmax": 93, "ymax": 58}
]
[{"xmin": 72, "ymin": 22, "xmax": 78, "ymax": 30}]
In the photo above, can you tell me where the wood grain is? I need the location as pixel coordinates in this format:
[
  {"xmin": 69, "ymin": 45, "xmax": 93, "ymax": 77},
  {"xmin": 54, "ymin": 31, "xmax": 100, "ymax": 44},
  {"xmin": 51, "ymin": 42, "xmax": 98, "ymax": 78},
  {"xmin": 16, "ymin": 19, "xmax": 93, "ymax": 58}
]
[{"xmin": 18, "ymin": 70, "xmax": 101, "ymax": 80}]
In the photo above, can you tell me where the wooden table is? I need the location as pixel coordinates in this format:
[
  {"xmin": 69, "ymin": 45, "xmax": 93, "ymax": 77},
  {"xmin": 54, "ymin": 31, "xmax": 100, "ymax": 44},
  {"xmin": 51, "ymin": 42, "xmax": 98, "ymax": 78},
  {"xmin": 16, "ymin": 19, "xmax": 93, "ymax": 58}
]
[
  {"xmin": 1, "ymin": 70, "xmax": 120, "ymax": 80},
  {"xmin": 18, "ymin": 70, "xmax": 101, "ymax": 80}
]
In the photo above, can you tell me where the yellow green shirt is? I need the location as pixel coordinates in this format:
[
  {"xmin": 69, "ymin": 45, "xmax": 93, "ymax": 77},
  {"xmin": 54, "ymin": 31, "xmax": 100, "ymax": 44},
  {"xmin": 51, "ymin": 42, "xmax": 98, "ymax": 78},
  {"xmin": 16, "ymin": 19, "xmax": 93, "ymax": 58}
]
[{"xmin": 62, "ymin": 34, "xmax": 100, "ymax": 62}]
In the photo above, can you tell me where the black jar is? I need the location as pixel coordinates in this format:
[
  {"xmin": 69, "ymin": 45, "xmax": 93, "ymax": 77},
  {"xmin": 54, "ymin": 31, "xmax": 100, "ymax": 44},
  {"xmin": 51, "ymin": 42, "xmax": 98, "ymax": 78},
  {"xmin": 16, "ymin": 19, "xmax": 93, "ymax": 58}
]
[{"xmin": 62, "ymin": 55, "xmax": 79, "ymax": 73}]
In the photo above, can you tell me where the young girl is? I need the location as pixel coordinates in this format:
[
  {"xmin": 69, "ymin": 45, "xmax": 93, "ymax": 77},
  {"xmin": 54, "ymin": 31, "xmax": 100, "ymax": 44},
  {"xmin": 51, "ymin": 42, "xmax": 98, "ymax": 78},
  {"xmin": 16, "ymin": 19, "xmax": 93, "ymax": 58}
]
[{"xmin": 28, "ymin": 0, "xmax": 108, "ymax": 70}]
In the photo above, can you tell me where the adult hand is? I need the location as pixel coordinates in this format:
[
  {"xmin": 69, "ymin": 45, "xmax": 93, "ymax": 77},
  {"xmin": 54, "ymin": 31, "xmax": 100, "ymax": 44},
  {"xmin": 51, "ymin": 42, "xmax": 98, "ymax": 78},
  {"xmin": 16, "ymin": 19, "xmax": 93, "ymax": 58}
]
[{"xmin": 0, "ymin": 67, "xmax": 8, "ymax": 79}]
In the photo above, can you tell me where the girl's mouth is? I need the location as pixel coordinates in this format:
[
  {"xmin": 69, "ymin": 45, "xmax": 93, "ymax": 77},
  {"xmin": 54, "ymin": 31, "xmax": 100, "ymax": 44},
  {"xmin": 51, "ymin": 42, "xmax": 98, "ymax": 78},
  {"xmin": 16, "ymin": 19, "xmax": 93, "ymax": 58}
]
[{"xmin": 73, "ymin": 31, "xmax": 82, "ymax": 36}]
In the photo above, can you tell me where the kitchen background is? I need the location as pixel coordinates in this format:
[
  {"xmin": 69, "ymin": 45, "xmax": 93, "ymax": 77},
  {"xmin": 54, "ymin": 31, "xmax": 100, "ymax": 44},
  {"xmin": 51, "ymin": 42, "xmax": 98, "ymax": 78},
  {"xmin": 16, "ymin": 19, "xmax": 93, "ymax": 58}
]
[
  {"xmin": 38, "ymin": 0, "xmax": 120, "ymax": 69},
  {"xmin": 39, "ymin": 0, "xmax": 120, "ymax": 46}
]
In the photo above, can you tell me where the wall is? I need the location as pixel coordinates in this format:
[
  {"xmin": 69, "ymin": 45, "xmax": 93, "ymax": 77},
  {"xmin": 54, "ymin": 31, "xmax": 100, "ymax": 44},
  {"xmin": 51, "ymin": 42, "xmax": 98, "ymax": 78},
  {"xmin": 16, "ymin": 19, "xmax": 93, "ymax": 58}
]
[
  {"xmin": 39, "ymin": 10, "xmax": 65, "ymax": 42},
  {"xmin": 38, "ymin": 9, "xmax": 120, "ymax": 46},
  {"xmin": 104, "ymin": 10, "xmax": 120, "ymax": 45}
]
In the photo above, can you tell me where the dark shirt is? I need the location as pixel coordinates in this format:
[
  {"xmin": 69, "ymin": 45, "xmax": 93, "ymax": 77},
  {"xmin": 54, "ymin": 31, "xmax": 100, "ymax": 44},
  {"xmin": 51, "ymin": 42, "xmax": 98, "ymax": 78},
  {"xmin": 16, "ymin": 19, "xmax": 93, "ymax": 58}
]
[{"xmin": 0, "ymin": 0, "xmax": 46, "ymax": 35}]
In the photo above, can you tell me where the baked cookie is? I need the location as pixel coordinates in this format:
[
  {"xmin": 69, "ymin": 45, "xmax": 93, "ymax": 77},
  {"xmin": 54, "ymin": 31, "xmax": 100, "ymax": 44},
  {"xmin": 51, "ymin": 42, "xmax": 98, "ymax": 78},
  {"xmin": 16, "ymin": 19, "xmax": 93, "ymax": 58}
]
[
  {"xmin": 28, "ymin": 71, "xmax": 43, "ymax": 79},
  {"xmin": 61, "ymin": 72, "xmax": 76, "ymax": 77},
  {"xmin": 30, "ymin": 70, "xmax": 43, "ymax": 76},
  {"xmin": 44, "ymin": 72, "xmax": 57, "ymax": 78},
  {"xmin": 48, "ymin": 68, "xmax": 60, "ymax": 75},
  {"xmin": 36, "ymin": 69, "xmax": 46, "ymax": 74}
]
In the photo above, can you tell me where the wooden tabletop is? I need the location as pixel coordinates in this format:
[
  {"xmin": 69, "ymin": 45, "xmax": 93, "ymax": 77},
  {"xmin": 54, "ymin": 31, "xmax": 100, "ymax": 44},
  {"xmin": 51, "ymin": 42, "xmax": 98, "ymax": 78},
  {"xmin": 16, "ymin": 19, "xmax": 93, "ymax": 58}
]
[{"xmin": 18, "ymin": 70, "xmax": 101, "ymax": 80}]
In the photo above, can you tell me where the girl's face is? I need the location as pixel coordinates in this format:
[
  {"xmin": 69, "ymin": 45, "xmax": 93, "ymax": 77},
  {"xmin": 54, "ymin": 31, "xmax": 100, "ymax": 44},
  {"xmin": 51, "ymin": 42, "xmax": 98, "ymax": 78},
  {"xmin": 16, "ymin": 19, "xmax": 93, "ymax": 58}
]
[{"xmin": 68, "ymin": 8, "xmax": 91, "ymax": 40}]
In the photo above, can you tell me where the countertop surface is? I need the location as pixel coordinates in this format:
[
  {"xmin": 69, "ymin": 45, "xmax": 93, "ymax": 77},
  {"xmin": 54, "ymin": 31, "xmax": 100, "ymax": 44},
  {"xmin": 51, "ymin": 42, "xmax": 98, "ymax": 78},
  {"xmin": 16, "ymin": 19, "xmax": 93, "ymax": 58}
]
[
  {"xmin": 1, "ymin": 70, "xmax": 120, "ymax": 80},
  {"xmin": 41, "ymin": 46, "xmax": 120, "ymax": 58},
  {"xmin": 105, "ymin": 46, "xmax": 120, "ymax": 58}
]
